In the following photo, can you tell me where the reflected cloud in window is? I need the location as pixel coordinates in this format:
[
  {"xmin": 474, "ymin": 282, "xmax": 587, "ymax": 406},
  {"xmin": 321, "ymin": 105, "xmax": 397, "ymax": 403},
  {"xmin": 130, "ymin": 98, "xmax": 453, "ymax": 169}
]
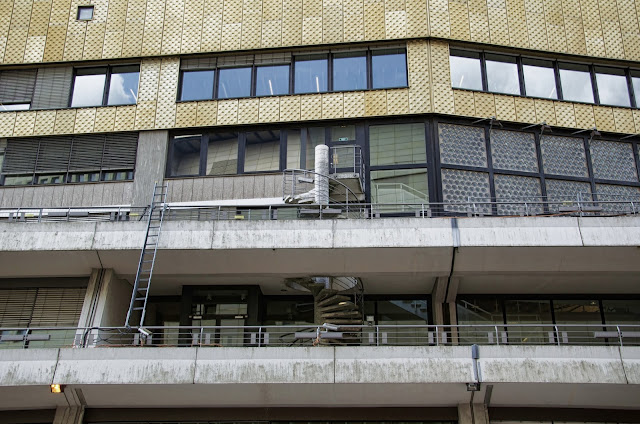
[
  {"xmin": 523, "ymin": 59, "xmax": 557, "ymax": 99},
  {"xmin": 107, "ymin": 70, "xmax": 139, "ymax": 105},
  {"xmin": 559, "ymin": 64, "xmax": 594, "ymax": 103},
  {"xmin": 450, "ymin": 52, "xmax": 482, "ymax": 91},
  {"xmin": 71, "ymin": 72, "xmax": 106, "ymax": 107},
  {"xmin": 595, "ymin": 67, "xmax": 630, "ymax": 107},
  {"xmin": 486, "ymin": 54, "xmax": 520, "ymax": 95}
]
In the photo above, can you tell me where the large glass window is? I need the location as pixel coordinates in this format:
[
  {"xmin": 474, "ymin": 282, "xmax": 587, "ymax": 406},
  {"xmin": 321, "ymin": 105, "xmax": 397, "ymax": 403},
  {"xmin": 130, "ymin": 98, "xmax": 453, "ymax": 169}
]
[
  {"xmin": 294, "ymin": 55, "xmax": 328, "ymax": 94},
  {"xmin": 244, "ymin": 130, "xmax": 281, "ymax": 172},
  {"xmin": 106, "ymin": 66, "xmax": 139, "ymax": 105},
  {"xmin": 169, "ymin": 135, "xmax": 202, "ymax": 177},
  {"xmin": 218, "ymin": 67, "xmax": 251, "ymax": 99},
  {"xmin": 286, "ymin": 129, "xmax": 302, "ymax": 169},
  {"xmin": 523, "ymin": 58, "xmax": 558, "ymax": 99},
  {"xmin": 207, "ymin": 132, "xmax": 239, "ymax": 175},
  {"xmin": 333, "ymin": 52, "xmax": 367, "ymax": 91},
  {"xmin": 256, "ymin": 65, "xmax": 290, "ymax": 97},
  {"xmin": 595, "ymin": 67, "xmax": 631, "ymax": 107},
  {"xmin": 372, "ymin": 50, "xmax": 408, "ymax": 89},
  {"xmin": 559, "ymin": 63, "xmax": 594, "ymax": 103},
  {"xmin": 486, "ymin": 54, "xmax": 520, "ymax": 95},
  {"xmin": 180, "ymin": 70, "xmax": 215, "ymax": 101},
  {"xmin": 456, "ymin": 298, "xmax": 504, "ymax": 344},
  {"xmin": 370, "ymin": 169, "xmax": 429, "ymax": 209},
  {"xmin": 450, "ymin": 51, "xmax": 483, "ymax": 91},
  {"xmin": 305, "ymin": 127, "xmax": 325, "ymax": 169},
  {"xmin": 505, "ymin": 299, "xmax": 553, "ymax": 344},
  {"xmin": 602, "ymin": 300, "xmax": 640, "ymax": 324},
  {"xmin": 71, "ymin": 68, "xmax": 107, "ymax": 107},
  {"xmin": 369, "ymin": 123, "xmax": 426, "ymax": 166},
  {"xmin": 71, "ymin": 66, "xmax": 139, "ymax": 107}
]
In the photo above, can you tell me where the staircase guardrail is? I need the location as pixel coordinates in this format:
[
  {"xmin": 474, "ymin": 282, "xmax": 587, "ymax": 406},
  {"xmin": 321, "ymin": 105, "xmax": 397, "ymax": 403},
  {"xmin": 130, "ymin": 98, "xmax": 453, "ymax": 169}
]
[{"xmin": 0, "ymin": 324, "xmax": 638, "ymax": 349}]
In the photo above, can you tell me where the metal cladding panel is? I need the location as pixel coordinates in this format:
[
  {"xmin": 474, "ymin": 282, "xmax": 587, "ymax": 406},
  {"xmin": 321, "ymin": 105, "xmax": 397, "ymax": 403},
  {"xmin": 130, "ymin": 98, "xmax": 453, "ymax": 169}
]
[{"xmin": 31, "ymin": 66, "xmax": 73, "ymax": 110}]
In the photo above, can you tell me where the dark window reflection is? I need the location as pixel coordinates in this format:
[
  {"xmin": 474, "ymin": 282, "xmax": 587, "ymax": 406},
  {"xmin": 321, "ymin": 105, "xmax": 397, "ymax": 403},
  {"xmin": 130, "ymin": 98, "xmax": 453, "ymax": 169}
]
[
  {"xmin": 559, "ymin": 63, "xmax": 594, "ymax": 103},
  {"xmin": 180, "ymin": 70, "xmax": 215, "ymax": 101},
  {"xmin": 372, "ymin": 50, "xmax": 408, "ymax": 89},
  {"xmin": 256, "ymin": 65, "xmax": 290, "ymax": 96},
  {"xmin": 602, "ymin": 300, "xmax": 640, "ymax": 323},
  {"xmin": 264, "ymin": 298, "xmax": 314, "ymax": 325},
  {"xmin": 169, "ymin": 135, "xmax": 201, "ymax": 177},
  {"xmin": 486, "ymin": 54, "xmax": 520, "ymax": 95},
  {"xmin": 333, "ymin": 52, "xmax": 367, "ymax": 91},
  {"xmin": 294, "ymin": 55, "xmax": 328, "ymax": 94},
  {"xmin": 595, "ymin": 67, "xmax": 631, "ymax": 107},
  {"xmin": 450, "ymin": 51, "xmax": 482, "ymax": 91},
  {"xmin": 207, "ymin": 132, "xmax": 239, "ymax": 175},
  {"xmin": 244, "ymin": 130, "xmax": 281, "ymax": 172},
  {"xmin": 523, "ymin": 58, "xmax": 557, "ymax": 99},
  {"xmin": 505, "ymin": 299, "xmax": 553, "ymax": 344},
  {"xmin": 218, "ymin": 67, "xmax": 251, "ymax": 99}
]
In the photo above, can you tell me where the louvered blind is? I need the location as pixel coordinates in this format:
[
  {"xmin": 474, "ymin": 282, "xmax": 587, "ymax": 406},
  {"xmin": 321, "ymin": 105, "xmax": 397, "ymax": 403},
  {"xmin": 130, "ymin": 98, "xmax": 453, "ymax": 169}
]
[
  {"xmin": 69, "ymin": 135, "xmax": 104, "ymax": 170},
  {"xmin": 102, "ymin": 133, "xmax": 138, "ymax": 170},
  {"xmin": 0, "ymin": 288, "xmax": 86, "ymax": 327},
  {"xmin": 35, "ymin": 136, "xmax": 71, "ymax": 172},
  {"xmin": 31, "ymin": 66, "xmax": 73, "ymax": 110},
  {"xmin": 3, "ymin": 137, "xmax": 39, "ymax": 173},
  {"xmin": 0, "ymin": 69, "xmax": 37, "ymax": 104},
  {"xmin": 2, "ymin": 133, "xmax": 138, "ymax": 175}
]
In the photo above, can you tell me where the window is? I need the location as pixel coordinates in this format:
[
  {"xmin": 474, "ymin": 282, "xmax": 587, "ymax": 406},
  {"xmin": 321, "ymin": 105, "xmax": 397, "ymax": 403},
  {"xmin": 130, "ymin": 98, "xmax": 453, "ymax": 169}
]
[
  {"xmin": 256, "ymin": 66, "xmax": 289, "ymax": 96},
  {"xmin": 70, "ymin": 65, "xmax": 139, "ymax": 107},
  {"xmin": 372, "ymin": 49, "xmax": 408, "ymax": 89},
  {"xmin": 180, "ymin": 70, "xmax": 215, "ymax": 101},
  {"xmin": 450, "ymin": 50, "xmax": 640, "ymax": 108},
  {"xmin": 0, "ymin": 69, "xmax": 37, "ymax": 111},
  {"xmin": 369, "ymin": 123, "xmax": 426, "ymax": 166},
  {"xmin": 559, "ymin": 63, "xmax": 594, "ymax": 103},
  {"xmin": 450, "ymin": 51, "xmax": 483, "ymax": 91},
  {"xmin": 244, "ymin": 130, "xmax": 281, "ymax": 172},
  {"xmin": 485, "ymin": 54, "xmax": 520, "ymax": 95},
  {"xmin": 207, "ymin": 132, "xmax": 239, "ymax": 175},
  {"xmin": 522, "ymin": 58, "xmax": 557, "ymax": 99},
  {"xmin": 168, "ymin": 135, "xmax": 201, "ymax": 177},
  {"xmin": 595, "ymin": 67, "xmax": 631, "ymax": 107},
  {"xmin": 218, "ymin": 67, "xmax": 251, "ymax": 99},
  {"xmin": 294, "ymin": 55, "xmax": 328, "ymax": 94},
  {"xmin": 333, "ymin": 52, "xmax": 367, "ymax": 91},
  {"xmin": 77, "ymin": 5, "xmax": 94, "ymax": 20},
  {"xmin": 0, "ymin": 133, "xmax": 138, "ymax": 186}
]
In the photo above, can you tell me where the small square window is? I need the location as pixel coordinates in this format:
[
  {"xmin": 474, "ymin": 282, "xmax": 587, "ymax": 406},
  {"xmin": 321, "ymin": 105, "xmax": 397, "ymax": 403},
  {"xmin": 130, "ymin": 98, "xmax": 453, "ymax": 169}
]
[{"xmin": 77, "ymin": 6, "xmax": 94, "ymax": 20}]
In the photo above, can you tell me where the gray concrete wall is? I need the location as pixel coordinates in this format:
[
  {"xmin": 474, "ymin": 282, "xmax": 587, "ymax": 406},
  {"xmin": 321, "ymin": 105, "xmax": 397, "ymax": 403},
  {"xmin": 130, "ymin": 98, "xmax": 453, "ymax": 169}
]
[
  {"xmin": 165, "ymin": 173, "xmax": 284, "ymax": 203},
  {"xmin": 0, "ymin": 346, "xmax": 639, "ymax": 410},
  {"xmin": 0, "ymin": 182, "xmax": 133, "ymax": 208},
  {"xmin": 131, "ymin": 130, "xmax": 169, "ymax": 207}
]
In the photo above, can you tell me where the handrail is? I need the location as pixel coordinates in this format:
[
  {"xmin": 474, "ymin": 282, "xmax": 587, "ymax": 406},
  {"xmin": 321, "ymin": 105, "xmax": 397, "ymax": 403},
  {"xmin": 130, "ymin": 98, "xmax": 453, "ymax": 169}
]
[{"xmin": 1, "ymin": 323, "xmax": 638, "ymax": 349}]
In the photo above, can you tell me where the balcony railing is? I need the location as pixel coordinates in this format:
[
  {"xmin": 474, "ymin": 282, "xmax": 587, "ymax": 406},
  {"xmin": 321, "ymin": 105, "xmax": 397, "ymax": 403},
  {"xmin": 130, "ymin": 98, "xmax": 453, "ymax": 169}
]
[
  {"xmin": 1, "ymin": 194, "xmax": 639, "ymax": 224},
  {"xmin": 1, "ymin": 324, "xmax": 638, "ymax": 349}
]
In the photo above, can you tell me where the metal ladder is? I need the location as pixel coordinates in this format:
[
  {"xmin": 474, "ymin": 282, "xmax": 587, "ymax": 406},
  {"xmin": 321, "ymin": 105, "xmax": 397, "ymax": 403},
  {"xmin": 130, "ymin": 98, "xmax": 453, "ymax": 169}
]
[{"xmin": 125, "ymin": 182, "xmax": 168, "ymax": 328}]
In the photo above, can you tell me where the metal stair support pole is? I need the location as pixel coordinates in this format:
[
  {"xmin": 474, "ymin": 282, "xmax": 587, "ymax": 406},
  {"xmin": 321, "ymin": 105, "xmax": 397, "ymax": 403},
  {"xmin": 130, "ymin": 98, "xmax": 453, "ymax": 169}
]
[{"xmin": 124, "ymin": 182, "xmax": 168, "ymax": 328}]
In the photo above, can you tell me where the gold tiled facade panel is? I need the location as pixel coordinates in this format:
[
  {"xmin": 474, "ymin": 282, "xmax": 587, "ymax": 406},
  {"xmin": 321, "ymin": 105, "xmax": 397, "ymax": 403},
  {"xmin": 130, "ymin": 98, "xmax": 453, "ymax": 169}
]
[
  {"xmin": 3, "ymin": 0, "xmax": 640, "ymax": 62},
  {"xmin": 154, "ymin": 58, "xmax": 180, "ymax": 128},
  {"xmin": 238, "ymin": 98, "xmax": 259, "ymax": 123}
]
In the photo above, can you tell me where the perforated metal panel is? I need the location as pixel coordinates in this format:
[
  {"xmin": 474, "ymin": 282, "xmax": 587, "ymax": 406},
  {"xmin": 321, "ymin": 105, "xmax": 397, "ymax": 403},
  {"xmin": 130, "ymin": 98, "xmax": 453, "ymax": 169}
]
[
  {"xmin": 490, "ymin": 129, "xmax": 538, "ymax": 172},
  {"xmin": 441, "ymin": 168, "xmax": 491, "ymax": 214},
  {"xmin": 589, "ymin": 139, "xmax": 638, "ymax": 182},
  {"xmin": 540, "ymin": 135, "xmax": 588, "ymax": 177},
  {"xmin": 438, "ymin": 123, "xmax": 487, "ymax": 168},
  {"xmin": 494, "ymin": 174, "xmax": 543, "ymax": 215},
  {"xmin": 545, "ymin": 179, "xmax": 591, "ymax": 202},
  {"xmin": 594, "ymin": 183, "xmax": 640, "ymax": 211}
]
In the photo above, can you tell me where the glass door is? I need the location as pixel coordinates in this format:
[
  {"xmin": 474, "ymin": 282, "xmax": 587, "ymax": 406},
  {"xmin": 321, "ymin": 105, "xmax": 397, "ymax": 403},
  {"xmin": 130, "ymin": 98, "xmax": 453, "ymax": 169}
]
[{"xmin": 189, "ymin": 288, "xmax": 249, "ymax": 347}]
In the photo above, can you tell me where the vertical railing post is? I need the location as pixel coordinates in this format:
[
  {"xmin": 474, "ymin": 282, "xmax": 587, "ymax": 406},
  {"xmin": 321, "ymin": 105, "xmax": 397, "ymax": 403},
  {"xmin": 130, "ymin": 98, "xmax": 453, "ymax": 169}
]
[
  {"xmin": 258, "ymin": 327, "xmax": 262, "ymax": 347},
  {"xmin": 617, "ymin": 325, "xmax": 623, "ymax": 347},
  {"xmin": 199, "ymin": 327, "xmax": 204, "ymax": 347},
  {"xmin": 495, "ymin": 325, "xmax": 499, "ymax": 346},
  {"xmin": 554, "ymin": 325, "xmax": 561, "ymax": 346},
  {"xmin": 376, "ymin": 326, "xmax": 380, "ymax": 346}
]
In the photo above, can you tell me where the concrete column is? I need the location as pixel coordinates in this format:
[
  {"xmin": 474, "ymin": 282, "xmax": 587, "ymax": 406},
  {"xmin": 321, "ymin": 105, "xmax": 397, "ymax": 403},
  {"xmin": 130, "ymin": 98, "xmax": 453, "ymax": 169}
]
[
  {"xmin": 131, "ymin": 130, "xmax": 169, "ymax": 207},
  {"xmin": 314, "ymin": 144, "xmax": 329, "ymax": 205},
  {"xmin": 431, "ymin": 276, "xmax": 448, "ymax": 326},
  {"xmin": 92, "ymin": 269, "xmax": 135, "ymax": 328}
]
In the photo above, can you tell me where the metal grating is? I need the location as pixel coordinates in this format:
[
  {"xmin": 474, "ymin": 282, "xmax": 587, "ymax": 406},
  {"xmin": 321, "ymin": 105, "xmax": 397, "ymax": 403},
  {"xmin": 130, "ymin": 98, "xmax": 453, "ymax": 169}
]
[
  {"xmin": 540, "ymin": 135, "xmax": 588, "ymax": 177},
  {"xmin": 590, "ymin": 139, "xmax": 638, "ymax": 182},
  {"xmin": 438, "ymin": 123, "xmax": 488, "ymax": 168},
  {"xmin": 490, "ymin": 129, "xmax": 538, "ymax": 172},
  {"xmin": 441, "ymin": 168, "xmax": 491, "ymax": 214},
  {"xmin": 494, "ymin": 174, "xmax": 543, "ymax": 215}
]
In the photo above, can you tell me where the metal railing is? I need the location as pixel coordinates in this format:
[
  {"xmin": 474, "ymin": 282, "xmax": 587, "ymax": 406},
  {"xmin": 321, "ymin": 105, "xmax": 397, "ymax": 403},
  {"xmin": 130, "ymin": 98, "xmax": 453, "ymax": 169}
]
[
  {"xmin": 1, "ymin": 324, "xmax": 638, "ymax": 349},
  {"xmin": 1, "ymin": 194, "xmax": 639, "ymax": 224}
]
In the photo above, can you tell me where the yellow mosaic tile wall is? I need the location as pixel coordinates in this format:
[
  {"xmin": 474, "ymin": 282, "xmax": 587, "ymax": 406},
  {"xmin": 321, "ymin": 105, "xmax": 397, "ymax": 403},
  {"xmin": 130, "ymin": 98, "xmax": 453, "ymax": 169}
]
[
  {"xmin": 0, "ymin": 39, "xmax": 638, "ymax": 137},
  {"xmin": 1, "ymin": 0, "xmax": 640, "ymax": 64}
]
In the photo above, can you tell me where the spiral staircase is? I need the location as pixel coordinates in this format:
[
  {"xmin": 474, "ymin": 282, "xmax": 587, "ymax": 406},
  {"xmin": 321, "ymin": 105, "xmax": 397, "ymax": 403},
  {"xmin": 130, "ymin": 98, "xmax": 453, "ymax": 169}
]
[{"xmin": 285, "ymin": 276, "xmax": 364, "ymax": 345}]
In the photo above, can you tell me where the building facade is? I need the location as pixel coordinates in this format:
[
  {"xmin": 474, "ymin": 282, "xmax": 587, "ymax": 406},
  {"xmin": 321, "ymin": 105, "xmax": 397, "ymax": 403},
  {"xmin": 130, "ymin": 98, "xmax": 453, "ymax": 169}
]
[{"xmin": 0, "ymin": 0, "xmax": 640, "ymax": 423}]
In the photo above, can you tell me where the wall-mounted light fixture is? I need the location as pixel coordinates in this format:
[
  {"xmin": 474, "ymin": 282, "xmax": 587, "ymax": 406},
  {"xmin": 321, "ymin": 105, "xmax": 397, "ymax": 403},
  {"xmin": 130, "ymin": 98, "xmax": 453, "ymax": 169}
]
[{"xmin": 50, "ymin": 384, "xmax": 64, "ymax": 394}]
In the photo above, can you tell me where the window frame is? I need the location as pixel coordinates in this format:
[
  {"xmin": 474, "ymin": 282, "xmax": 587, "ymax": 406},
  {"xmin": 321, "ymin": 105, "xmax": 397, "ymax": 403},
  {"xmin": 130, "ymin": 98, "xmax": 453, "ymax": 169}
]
[
  {"xmin": 176, "ymin": 47, "xmax": 409, "ymax": 102},
  {"xmin": 449, "ymin": 48, "xmax": 640, "ymax": 108},
  {"xmin": 76, "ymin": 5, "xmax": 94, "ymax": 20},
  {"xmin": 69, "ymin": 64, "xmax": 140, "ymax": 108}
]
